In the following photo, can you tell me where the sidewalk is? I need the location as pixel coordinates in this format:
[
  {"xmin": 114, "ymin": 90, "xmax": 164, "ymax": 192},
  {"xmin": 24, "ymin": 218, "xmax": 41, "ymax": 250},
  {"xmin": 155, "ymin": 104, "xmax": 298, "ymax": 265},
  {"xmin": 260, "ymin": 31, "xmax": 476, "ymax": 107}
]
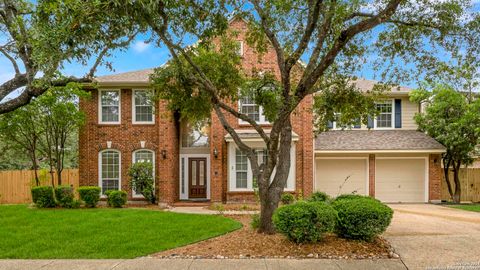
[{"xmin": 0, "ymin": 258, "xmax": 406, "ymax": 270}]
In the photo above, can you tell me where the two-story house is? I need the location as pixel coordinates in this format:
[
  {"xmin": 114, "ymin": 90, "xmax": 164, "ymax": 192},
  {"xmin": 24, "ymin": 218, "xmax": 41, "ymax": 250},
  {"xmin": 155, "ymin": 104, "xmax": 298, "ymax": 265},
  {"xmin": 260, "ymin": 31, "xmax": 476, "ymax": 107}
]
[{"xmin": 78, "ymin": 18, "xmax": 445, "ymax": 205}]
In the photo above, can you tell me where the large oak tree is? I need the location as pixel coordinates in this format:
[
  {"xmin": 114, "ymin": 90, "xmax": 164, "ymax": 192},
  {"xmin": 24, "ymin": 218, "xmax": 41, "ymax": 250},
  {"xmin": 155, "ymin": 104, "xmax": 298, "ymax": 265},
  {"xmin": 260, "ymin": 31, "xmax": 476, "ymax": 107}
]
[{"xmin": 97, "ymin": 0, "xmax": 480, "ymax": 233}]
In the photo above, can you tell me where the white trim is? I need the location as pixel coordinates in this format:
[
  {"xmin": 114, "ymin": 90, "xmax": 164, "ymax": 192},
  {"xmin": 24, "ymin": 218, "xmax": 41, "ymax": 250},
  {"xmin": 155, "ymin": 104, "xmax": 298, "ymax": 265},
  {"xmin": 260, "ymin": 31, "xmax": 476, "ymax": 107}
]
[
  {"xmin": 98, "ymin": 89, "xmax": 121, "ymax": 125},
  {"xmin": 237, "ymin": 40, "xmax": 244, "ymax": 56},
  {"xmin": 131, "ymin": 149, "xmax": 155, "ymax": 198},
  {"xmin": 228, "ymin": 142, "xmax": 296, "ymax": 192},
  {"xmin": 98, "ymin": 149, "xmax": 121, "ymax": 197},
  {"xmin": 179, "ymin": 154, "xmax": 211, "ymax": 200},
  {"xmin": 315, "ymin": 157, "xmax": 369, "ymax": 196},
  {"xmin": 375, "ymin": 156, "xmax": 429, "ymax": 203},
  {"xmin": 315, "ymin": 149, "xmax": 445, "ymax": 154},
  {"xmin": 132, "ymin": 89, "xmax": 155, "ymax": 125},
  {"xmin": 374, "ymin": 99, "xmax": 395, "ymax": 130}
]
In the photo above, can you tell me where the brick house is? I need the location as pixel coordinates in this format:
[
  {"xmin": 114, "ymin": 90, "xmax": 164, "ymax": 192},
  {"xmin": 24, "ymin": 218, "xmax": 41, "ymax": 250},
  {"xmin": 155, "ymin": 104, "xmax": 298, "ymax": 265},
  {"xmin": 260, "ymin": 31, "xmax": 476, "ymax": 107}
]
[{"xmin": 79, "ymin": 18, "xmax": 445, "ymax": 205}]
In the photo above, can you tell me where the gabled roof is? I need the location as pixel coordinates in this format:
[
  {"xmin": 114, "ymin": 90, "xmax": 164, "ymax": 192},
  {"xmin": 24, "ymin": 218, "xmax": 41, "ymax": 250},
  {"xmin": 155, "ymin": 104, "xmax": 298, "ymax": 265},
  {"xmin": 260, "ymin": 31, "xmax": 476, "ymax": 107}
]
[{"xmin": 315, "ymin": 130, "xmax": 445, "ymax": 153}]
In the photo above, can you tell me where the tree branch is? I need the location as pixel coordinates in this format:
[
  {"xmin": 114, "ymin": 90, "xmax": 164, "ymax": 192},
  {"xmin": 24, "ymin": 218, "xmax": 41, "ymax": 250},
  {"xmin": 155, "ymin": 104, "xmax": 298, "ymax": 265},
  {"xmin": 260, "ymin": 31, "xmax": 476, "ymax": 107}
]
[{"xmin": 0, "ymin": 46, "xmax": 20, "ymax": 74}]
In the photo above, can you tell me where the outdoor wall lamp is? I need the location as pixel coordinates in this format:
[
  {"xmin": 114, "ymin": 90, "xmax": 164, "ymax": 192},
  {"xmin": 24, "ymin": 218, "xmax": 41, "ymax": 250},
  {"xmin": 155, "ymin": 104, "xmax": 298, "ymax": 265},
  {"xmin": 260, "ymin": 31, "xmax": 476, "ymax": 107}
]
[
  {"xmin": 161, "ymin": 150, "xmax": 167, "ymax": 159},
  {"xmin": 213, "ymin": 147, "xmax": 219, "ymax": 159}
]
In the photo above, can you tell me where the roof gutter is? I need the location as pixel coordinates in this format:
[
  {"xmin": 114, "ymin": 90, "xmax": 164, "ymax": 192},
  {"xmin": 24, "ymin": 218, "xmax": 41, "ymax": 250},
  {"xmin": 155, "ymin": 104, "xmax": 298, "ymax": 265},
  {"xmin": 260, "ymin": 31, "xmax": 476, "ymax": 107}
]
[{"xmin": 315, "ymin": 149, "xmax": 446, "ymax": 154}]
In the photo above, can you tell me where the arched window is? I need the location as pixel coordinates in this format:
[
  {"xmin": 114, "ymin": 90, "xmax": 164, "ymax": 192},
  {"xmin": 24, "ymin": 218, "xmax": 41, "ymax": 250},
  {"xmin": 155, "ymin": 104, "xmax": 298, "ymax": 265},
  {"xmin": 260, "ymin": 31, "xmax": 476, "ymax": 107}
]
[
  {"xmin": 132, "ymin": 149, "xmax": 155, "ymax": 197},
  {"xmin": 99, "ymin": 150, "xmax": 121, "ymax": 195}
]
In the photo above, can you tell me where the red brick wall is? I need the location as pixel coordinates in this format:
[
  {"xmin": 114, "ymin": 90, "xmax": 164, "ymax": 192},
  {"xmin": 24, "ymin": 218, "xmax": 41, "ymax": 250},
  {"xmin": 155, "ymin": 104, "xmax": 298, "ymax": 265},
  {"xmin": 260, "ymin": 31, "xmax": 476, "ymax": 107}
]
[
  {"xmin": 79, "ymin": 18, "xmax": 314, "ymax": 204},
  {"xmin": 429, "ymin": 154, "xmax": 442, "ymax": 201},
  {"xmin": 79, "ymin": 90, "xmax": 178, "ymax": 203}
]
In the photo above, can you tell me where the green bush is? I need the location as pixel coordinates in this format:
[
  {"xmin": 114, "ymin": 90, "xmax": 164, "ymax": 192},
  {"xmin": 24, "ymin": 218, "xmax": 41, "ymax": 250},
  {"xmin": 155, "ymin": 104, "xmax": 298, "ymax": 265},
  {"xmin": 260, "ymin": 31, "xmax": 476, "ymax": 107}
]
[
  {"xmin": 128, "ymin": 162, "xmax": 156, "ymax": 204},
  {"xmin": 78, "ymin": 186, "xmax": 101, "ymax": 208},
  {"xmin": 54, "ymin": 186, "xmax": 75, "ymax": 208},
  {"xmin": 251, "ymin": 214, "xmax": 260, "ymax": 229},
  {"xmin": 273, "ymin": 201, "xmax": 337, "ymax": 243},
  {"xmin": 308, "ymin": 191, "xmax": 330, "ymax": 202},
  {"xmin": 106, "ymin": 190, "xmax": 127, "ymax": 208},
  {"xmin": 31, "ymin": 186, "xmax": 56, "ymax": 208},
  {"xmin": 334, "ymin": 194, "xmax": 369, "ymax": 202},
  {"xmin": 281, "ymin": 193, "xmax": 295, "ymax": 205},
  {"xmin": 332, "ymin": 197, "xmax": 393, "ymax": 241}
]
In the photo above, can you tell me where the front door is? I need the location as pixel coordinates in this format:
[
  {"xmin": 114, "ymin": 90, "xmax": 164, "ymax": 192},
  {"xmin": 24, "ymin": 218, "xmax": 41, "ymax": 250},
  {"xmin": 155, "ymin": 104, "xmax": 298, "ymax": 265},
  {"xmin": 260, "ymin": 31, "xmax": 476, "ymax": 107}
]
[{"xmin": 188, "ymin": 158, "xmax": 207, "ymax": 199}]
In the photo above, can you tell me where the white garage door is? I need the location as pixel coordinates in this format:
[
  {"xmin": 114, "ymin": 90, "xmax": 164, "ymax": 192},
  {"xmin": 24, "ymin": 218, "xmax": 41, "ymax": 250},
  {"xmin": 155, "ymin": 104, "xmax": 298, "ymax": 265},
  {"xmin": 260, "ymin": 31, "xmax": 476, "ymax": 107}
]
[
  {"xmin": 376, "ymin": 158, "xmax": 426, "ymax": 203},
  {"xmin": 315, "ymin": 158, "xmax": 368, "ymax": 197}
]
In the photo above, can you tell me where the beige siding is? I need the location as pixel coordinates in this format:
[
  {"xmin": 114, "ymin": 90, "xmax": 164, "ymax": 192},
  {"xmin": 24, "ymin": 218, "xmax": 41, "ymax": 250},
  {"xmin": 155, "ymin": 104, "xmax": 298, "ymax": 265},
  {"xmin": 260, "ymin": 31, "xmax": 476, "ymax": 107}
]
[{"xmin": 400, "ymin": 96, "xmax": 419, "ymax": 130}]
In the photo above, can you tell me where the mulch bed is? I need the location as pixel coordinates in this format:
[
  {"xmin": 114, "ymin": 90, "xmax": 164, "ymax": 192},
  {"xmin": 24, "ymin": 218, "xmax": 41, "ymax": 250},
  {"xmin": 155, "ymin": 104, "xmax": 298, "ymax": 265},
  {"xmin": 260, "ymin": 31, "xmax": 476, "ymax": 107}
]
[
  {"xmin": 153, "ymin": 215, "xmax": 397, "ymax": 259},
  {"xmin": 207, "ymin": 203, "xmax": 260, "ymax": 211}
]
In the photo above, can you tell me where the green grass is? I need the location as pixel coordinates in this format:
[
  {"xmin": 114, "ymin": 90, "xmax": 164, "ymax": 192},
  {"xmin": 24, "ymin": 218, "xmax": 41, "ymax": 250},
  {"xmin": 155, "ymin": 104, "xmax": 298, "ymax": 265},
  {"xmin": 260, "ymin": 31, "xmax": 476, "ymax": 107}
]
[
  {"xmin": 0, "ymin": 205, "xmax": 241, "ymax": 259},
  {"xmin": 448, "ymin": 204, "xmax": 480, "ymax": 213}
]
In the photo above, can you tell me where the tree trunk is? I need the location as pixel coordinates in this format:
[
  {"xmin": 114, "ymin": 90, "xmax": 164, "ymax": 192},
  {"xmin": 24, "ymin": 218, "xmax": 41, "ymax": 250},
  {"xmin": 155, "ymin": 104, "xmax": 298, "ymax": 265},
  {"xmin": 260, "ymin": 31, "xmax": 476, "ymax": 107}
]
[
  {"xmin": 452, "ymin": 161, "xmax": 462, "ymax": 204},
  {"xmin": 258, "ymin": 191, "xmax": 279, "ymax": 234},
  {"xmin": 442, "ymin": 156, "xmax": 454, "ymax": 200}
]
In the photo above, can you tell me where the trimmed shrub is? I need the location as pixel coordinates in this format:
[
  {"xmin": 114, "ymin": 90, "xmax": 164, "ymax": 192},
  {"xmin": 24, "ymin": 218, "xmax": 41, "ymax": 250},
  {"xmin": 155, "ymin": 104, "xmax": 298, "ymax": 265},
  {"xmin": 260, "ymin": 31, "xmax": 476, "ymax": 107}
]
[
  {"xmin": 334, "ymin": 194, "xmax": 369, "ymax": 202},
  {"xmin": 31, "ymin": 186, "xmax": 56, "ymax": 208},
  {"xmin": 273, "ymin": 201, "xmax": 337, "ymax": 243},
  {"xmin": 281, "ymin": 193, "xmax": 295, "ymax": 205},
  {"xmin": 106, "ymin": 190, "xmax": 127, "ymax": 208},
  {"xmin": 251, "ymin": 214, "xmax": 260, "ymax": 229},
  {"xmin": 332, "ymin": 197, "xmax": 393, "ymax": 241},
  {"xmin": 54, "ymin": 186, "xmax": 74, "ymax": 208},
  {"xmin": 78, "ymin": 186, "xmax": 101, "ymax": 208},
  {"xmin": 308, "ymin": 191, "xmax": 330, "ymax": 203}
]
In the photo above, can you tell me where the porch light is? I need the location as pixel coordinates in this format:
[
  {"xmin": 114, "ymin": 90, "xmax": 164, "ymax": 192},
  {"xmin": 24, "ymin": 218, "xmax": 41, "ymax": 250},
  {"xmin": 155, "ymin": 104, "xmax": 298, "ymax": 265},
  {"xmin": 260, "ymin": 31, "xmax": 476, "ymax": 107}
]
[
  {"xmin": 213, "ymin": 147, "xmax": 219, "ymax": 159},
  {"xmin": 161, "ymin": 150, "xmax": 167, "ymax": 159}
]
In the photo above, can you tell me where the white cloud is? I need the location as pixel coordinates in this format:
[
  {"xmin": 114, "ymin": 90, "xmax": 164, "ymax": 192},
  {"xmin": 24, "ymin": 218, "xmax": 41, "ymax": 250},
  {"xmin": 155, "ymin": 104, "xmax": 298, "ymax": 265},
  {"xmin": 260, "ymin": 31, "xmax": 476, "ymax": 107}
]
[{"xmin": 132, "ymin": 41, "xmax": 150, "ymax": 53}]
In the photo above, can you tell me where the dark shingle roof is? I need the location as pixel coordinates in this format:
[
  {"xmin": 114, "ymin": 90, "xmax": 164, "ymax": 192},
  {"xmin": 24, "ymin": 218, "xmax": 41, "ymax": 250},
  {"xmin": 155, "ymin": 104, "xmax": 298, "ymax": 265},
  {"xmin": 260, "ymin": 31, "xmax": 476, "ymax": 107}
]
[{"xmin": 315, "ymin": 130, "xmax": 445, "ymax": 152}]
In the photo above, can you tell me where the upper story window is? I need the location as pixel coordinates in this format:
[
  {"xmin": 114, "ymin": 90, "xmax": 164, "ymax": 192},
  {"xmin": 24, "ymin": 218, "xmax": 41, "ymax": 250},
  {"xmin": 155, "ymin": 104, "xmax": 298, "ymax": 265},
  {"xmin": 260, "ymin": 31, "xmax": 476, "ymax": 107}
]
[
  {"xmin": 375, "ymin": 100, "xmax": 394, "ymax": 129},
  {"xmin": 99, "ymin": 150, "xmax": 120, "ymax": 195},
  {"xmin": 181, "ymin": 120, "xmax": 210, "ymax": 148},
  {"xmin": 236, "ymin": 41, "xmax": 244, "ymax": 56},
  {"xmin": 330, "ymin": 113, "xmax": 361, "ymax": 130},
  {"xmin": 133, "ymin": 90, "xmax": 154, "ymax": 124},
  {"xmin": 99, "ymin": 90, "xmax": 120, "ymax": 124},
  {"xmin": 239, "ymin": 96, "xmax": 269, "ymax": 124}
]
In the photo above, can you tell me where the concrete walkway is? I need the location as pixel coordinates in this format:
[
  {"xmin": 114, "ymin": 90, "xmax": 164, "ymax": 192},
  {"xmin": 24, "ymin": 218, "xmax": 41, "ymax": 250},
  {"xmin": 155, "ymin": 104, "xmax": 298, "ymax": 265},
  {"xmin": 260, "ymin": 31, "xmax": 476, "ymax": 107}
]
[
  {"xmin": 0, "ymin": 258, "xmax": 406, "ymax": 270},
  {"xmin": 386, "ymin": 204, "xmax": 480, "ymax": 270}
]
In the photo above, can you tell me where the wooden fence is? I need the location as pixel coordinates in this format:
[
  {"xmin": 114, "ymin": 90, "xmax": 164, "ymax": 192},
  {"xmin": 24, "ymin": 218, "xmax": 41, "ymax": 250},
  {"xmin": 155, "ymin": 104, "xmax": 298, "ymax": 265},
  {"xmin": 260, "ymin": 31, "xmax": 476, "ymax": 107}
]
[
  {"xmin": 0, "ymin": 169, "xmax": 79, "ymax": 204},
  {"xmin": 441, "ymin": 168, "xmax": 480, "ymax": 202}
]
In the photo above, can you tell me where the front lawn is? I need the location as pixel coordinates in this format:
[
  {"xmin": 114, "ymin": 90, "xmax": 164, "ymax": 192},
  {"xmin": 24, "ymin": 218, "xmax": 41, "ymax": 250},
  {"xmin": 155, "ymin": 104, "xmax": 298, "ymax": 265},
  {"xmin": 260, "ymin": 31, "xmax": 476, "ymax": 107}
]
[
  {"xmin": 0, "ymin": 205, "xmax": 241, "ymax": 259},
  {"xmin": 448, "ymin": 204, "xmax": 480, "ymax": 213}
]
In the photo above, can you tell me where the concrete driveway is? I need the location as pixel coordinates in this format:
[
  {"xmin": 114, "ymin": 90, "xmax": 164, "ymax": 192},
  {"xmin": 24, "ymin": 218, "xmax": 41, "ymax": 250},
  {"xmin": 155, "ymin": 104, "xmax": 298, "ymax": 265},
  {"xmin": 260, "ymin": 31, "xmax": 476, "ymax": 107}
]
[{"xmin": 385, "ymin": 204, "xmax": 480, "ymax": 270}]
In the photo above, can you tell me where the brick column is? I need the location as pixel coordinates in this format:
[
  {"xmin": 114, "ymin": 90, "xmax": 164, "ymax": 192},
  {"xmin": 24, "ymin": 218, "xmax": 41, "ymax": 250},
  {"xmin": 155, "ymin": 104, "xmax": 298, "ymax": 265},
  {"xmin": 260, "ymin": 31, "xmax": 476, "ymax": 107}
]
[
  {"xmin": 429, "ymin": 154, "xmax": 442, "ymax": 202},
  {"xmin": 369, "ymin": 154, "xmax": 375, "ymax": 197}
]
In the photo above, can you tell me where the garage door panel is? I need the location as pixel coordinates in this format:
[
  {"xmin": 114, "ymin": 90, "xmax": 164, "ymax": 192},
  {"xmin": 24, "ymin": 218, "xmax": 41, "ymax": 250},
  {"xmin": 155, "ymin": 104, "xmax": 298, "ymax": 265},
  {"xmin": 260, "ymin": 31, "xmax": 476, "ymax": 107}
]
[
  {"xmin": 376, "ymin": 159, "xmax": 426, "ymax": 203},
  {"xmin": 315, "ymin": 159, "xmax": 367, "ymax": 197}
]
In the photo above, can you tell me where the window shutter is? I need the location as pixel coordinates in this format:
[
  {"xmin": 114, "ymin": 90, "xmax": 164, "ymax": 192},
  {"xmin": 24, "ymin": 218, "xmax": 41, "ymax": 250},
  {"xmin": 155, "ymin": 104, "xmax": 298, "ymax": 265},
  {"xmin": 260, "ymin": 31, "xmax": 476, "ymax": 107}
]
[
  {"xmin": 353, "ymin": 118, "xmax": 361, "ymax": 129},
  {"xmin": 327, "ymin": 121, "xmax": 333, "ymax": 129},
  {"xmin": 395, "ymin": 99, "xmax": 402, "ymax": 128},
  {"xmin": 367, "ymin": 116, "xmax": 374, "ymax": 129}
]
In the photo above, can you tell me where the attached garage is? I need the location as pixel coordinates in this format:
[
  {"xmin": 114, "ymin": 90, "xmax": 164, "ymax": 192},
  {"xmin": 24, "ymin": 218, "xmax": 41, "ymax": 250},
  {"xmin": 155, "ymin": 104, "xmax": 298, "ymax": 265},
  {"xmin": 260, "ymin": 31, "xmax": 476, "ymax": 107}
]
[
  {"xmin": 315, "ymin": 158, "xmax": 368, "ymax": 197},
  {"xmin": 375, "ymin": 158, "xmax": 427, "ymax": 203}
]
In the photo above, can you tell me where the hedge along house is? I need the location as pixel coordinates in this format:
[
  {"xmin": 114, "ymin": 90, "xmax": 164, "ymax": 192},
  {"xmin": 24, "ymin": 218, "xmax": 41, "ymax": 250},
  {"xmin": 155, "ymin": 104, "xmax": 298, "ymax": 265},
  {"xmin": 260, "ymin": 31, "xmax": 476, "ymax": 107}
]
[{"xmin": 79, "ymin": 18, "xmax": 445, "ymax": 205}]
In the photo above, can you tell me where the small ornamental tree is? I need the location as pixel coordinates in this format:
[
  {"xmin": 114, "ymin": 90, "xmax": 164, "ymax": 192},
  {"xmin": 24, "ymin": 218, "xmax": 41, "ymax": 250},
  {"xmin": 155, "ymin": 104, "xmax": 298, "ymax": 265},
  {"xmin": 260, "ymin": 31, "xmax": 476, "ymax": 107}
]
[
  {"xmin": 410, "ymin": 85, "xmax": 480, "ymax": 203},
  {"xmin": 128, "ymin": 162, "xmax": 156, "ymax": 204}
]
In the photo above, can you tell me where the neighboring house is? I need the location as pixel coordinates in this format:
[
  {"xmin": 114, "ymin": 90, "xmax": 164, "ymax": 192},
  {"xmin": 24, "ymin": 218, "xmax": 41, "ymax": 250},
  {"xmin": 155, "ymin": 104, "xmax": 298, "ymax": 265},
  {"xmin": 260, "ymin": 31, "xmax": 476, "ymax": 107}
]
[{"xmin": 79, "ymin": 18, "xmax": 445, "ymax": 205}]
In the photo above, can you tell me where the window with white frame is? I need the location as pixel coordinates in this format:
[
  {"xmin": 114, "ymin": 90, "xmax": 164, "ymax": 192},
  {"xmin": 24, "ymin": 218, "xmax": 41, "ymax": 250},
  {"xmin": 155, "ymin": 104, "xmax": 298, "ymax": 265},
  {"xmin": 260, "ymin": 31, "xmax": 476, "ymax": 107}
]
[
  {"xmin": 375, "ymin": 100, "xmax": 394, "ymax": 128},
  {"xmin": 133, "ymin": 90, "xmax": 154, "ymax": 123},
  {"xmin": 239, "ymin": 96, "xmax": 269, "ymax": 124},
  {"xmin": 100, "ymin": 90, "xmax": 120, "ymax": 123},
  {"xmin": 331, "ymin": 113, "xmax": 361, "ymax": 130},
  {"xmin": 236, "ymin": 41, "xmax": 244, "ymax": 56},
  {"xmin": 100, "ymin": 150, "xmax": 120, "ymax": 194},
  {"xmin": 231, "ymin": 145, "xmax": 294, "ymax": 191},
  {"xmin": 132, "ymin": 150, "xmax": 155, "ymax": 196}
]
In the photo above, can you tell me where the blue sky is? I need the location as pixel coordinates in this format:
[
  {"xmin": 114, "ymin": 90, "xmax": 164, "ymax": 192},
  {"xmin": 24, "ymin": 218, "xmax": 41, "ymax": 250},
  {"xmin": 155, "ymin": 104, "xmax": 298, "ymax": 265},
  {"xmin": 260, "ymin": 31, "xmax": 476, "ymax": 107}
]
[{"xmin": 1, "ymin": 1, "xmax": 479, "ymax": 95}]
